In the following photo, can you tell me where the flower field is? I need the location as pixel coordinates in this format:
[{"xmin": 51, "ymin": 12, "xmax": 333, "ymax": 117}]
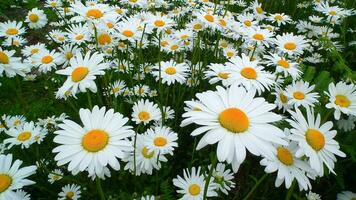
[{"xmin": 0, "ymin": 0, "xmax": 355, "ymax": 199}]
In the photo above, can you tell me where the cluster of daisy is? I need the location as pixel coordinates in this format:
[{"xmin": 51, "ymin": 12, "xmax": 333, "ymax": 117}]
[{"xmin": 0, "ymin": 0, "xmax": 355, "ymax": 199}]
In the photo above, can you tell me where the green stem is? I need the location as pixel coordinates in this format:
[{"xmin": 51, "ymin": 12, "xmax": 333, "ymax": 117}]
[
  {"xmin": 285, "ymin": 180, "xmax": 296, "ymax": 200},
  {"xmin": 87, "ymin": 91, "xmax": 93, "ymax": 109},
  {"xmin": 240, "ymin": 173, "xmax": 268, "ymax": 200},
  {"xmin": 203, "ymin": 154, "xmax": 217, "ymax": 200},
  {"xmin": 96, "ymin": 178, "xmax": 105, "ymax": 200}
]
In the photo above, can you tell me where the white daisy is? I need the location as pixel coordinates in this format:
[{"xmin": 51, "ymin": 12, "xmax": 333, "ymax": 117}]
[
  {"xmin": 287, "ymin": 107, "xmax": 346, "ymax": 176},
  {"xmin": 4, "ymin": 121, "xmax": 43, "ymax": 149},
  {"xmin": 53, "ymin": 106, "xmax": 134, "ymax": 178},
  {"xmin": 212, "ymin": 163, "xmax": 235, "ymax": 195},
  {"xmin": 25, "ymin": 8, "xmax": 48, "ymax": 29},
  {"xmin": 285, "ymin": 80, "xmax": 319, "ymax": 109},
  {"xmin": 0, "ymin": 154, "xmax": 37, "ymax": 200},
  {"xmin": 325, "ymin": 82, "xmax": 356, "ymax": 120},
  {"xmin": 131, "ymin": 99, "xmax": 161, "ymax": 125},
  {"xmin": 56, "ymin": 51, "xmax": 109, "ymax": 95},
  {"xmin": 143, "ymin": 126, "xmax": 178, "ymax": 155},
  {"xmin": 181, "ymin": 83, "xmax": 286, "ymax": 172},
  {"xmin": 152, "ymin": 60, "xmax": 189, "ymax": 85},
  {"xmin": 58, "ymin": 184, "xmax": 81, "ymax": 200},
  {"xmin": 173, "ymin": 167, "xmax": 218, "ymax": 200},
  {"xmin": 274, "ymin": 33, "xmax": 309, "ymax": 55}
]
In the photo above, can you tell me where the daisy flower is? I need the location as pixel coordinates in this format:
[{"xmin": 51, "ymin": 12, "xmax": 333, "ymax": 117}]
[
  {"xmin": 273, "ymin": 87, "xmax": 292, "ymax": 112},
  {"xmin": 285, "ymin": 80, "xmax": 319, "ymax": 109},
  {"xmin": 237, "ymin": 13, "xmax": 257, "ymax": 28},
  {"xmin": 133, "ymin": 85, "xmax": 150, "ymax": 97},
  {"xmin": 245, "ymin": 27, "xmax": 274, "ymax": 47},
  {"xmin": 53, "ymin": 106, "xmax": 134, "ymax": 178},
  {"xmin": 181, "ymin": 84, "xmax": 286, "ymax": 172},
  {"xmin": 4, "ymin": 121, "xmax": 43, "ymax": 149},
  {"xmin": 325, "ymin": 82, "xmax": 356, "ymax": 120},
  {"xmin": 223, "ymin": 47, "xmax": 238, "ymax": 59},
  {"xmin": 108, "ymin": 80, "xmax": 126, "ymax": 97},
  {"xmin": 116, "ymin": 17, "xmax": 142, "ymax": 42},
  {"xmin": 25, "ymin": 8, "xmax": 48, "ymax": 29},
  {"xmin": 337, "ymin": 191, "xmax": 356, "ymax": 200},
  {"xmin": 71, "ymin": 2, "xmax": 113, "ymax": 24},
  {"xmin": 267, "ymin": 13, "xmax": 292, "ymax": 26},
  {"xmin": 6, "ymin": 115, "xmax": 26, "ymax": 129},
  {"xmin": 58, "ymin": 44, "xmax": 80, "ymax": 67},
  {"xmin": 274, "ymin": 33, "xmax": 309, "ymax": 55},
  {"xmin": 58, "ymin": 184, "xmax": 81, "ymax": 200},
  {"xmin": 225, "ymin": 54, "xmax": 275, "ymax": 94},
  {"xmin": 131, "ymin": 99, "xmax": 161, "ymax": 125},
  {"xmin": 204, "ymin": 63, "xmax": 232, "ymax": 86},
  {"xmin": 147, "ymin": 13, "xmax": 175, "ymax": 32},
  {"xmin": 0, "ymin": 48, "xmax": 27, "ymax": 77},
  {"xmin": 152, "ymin": 60, "xmax": 189, "ymax": 85},
  {"xmin": 173, "ymin": 167, "xmax": 218, "ymax": 200},
  {"xmin": 0, "ymin": 21, "xmax": 25, "ymax": 38},
  {"xmin": 264, "ymin": 53, "xmax": 301, "ymax": 80},
  {"xmin": 21, "ymin": 43, "xmax": 46, "ymax": 57},
  {"xmin": 3, "ymin": 36, "xmax": 27, "ymax": 47},
  {"xmin": 260, "ymin": 139, "xmax": 315, "ymax": 191},
  {"xmin": 123, "ymin": 134, "xmax": 167, "ymax": 175},
  {"xmin": 306, "ymin": 191, "xmax": 321, "ymax": 200},
  {"xmin": 47, "ymin": 169, "xmax": 63, "ymax": 184},
  {"xmin": 287, "ymin": 107, "xmax": 346, "ymax": 175},
  {"xmin": 65, "ymin": 23, "xmax": 91, "ymax": 45},
  {"xmin": 212, "ymin": 163, "xmax": 235, "ymax": 195},
  {"xmin": 143, "ymin": 126, "xmax": 178, "ymax": 155},
  {"xmin": 315, "ymin": 2, "xmax": 347, "ymax": 21},
  {"xmin": 196, "ymin": 11, "xmax": 219, "ymax": 30},
  {"xmin": 56, "ymin": 51, "xmax": 109, "ymax": 95},
  {"xmin": 0, "ymin": 154, "xmax": 37, "ymax": 200},
  {"xmin": 33, "ymin": 50, "xmax": 64, "ymax": 73}
]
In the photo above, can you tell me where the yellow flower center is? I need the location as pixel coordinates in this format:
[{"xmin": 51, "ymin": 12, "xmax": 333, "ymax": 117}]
[
  {"xmin": 280, "ymin": 93, "xmax": 288, "ymax": 103},
  {"xmin": 154, "ymin": 137, "xmax": 167, "ymax": 147},
  {"xmin": 0, "ymin": 174, "xmax": 12, "ymax": 193},
  {"xmin": 253, "ymin": 33, "xmax": 264, "ymax": 41},
  {"xmin": 219, "ymin": 108, "xmax": 249, "ymax": 133},
  {"xmin": 226, "ymin": 51, "xmax": 234, "ymax": 58},
  {"xmin": 329, "ymin": 11, "xmax": 337, "ymax": 16},
  {"xmin": 122, "ymin": 30, "xmax": 134, "ymax": 37},
  {"xmin": 138, "ymin": 111, "xmax": 150, "ymax": 121},
  {"xmin": 106, "ymin": 22, "xmax": 114, "ymax": 29},
  {"xmin": 82, "ymin": 129, "xmax": 109, "ymax": 152},
  {"xmin": 334, "ymin": 95, "xmax": 350, "ymax": 107},
  {"xmin": 165, "ymin": 67, "xmax": 177, "ymax": 75},
  {"xmin": 218, "ymin": 72, "xmax": 230, "ymax": 79},
  {"xmin": 6, "ymin": 28, "xmax": 18, "ymax": 36},
  {"xmin": 274, "ymin": 15, "xmax": 283, "ymax": 21},
  {"xmin": 193, "ymin": 23, "xmax": 203, "ymax": 30},
  {"xmin": 41, "ymin": 55, "xmax": 53, "ymax": 64},
  {"xmin": 160, "ymin": 41, "xmax": 169, "ymax": 47},
  {"xmin": 293, "ymin": 91, "xmax": 305, "ymax": 100},
  {"xmin": 31, "ymin": 48, "xmax": 39, "ymax": 54},
  {"xmin": 277, "ymin": 59, "xmax": 289, "ymax": 68},
  {"xmin": 204, "ymin": 14, "xmax": 214, "ymax": 22},
  {"xmin": 284, "ymin": 42, "xmax": 296, "ymax": 50},
  {"xmin": 0, "ymin": 52, "xmax": 9, "ymax": 64},
  {"xmin": 65, "ymin": 52, "xmax": 73, "ymax": 60},
  {"xmin": 97, "ymin": 33, "xmax": 111, "ymax": 45},
  {"xmin": 75, "ymin": 34, "xmax": 84, "ymax": 41},
  {"xmin": 154, "ymin": 20, "xmax": 166, "ymax": 27},
  {"xmin": 305, "ymin": 129, "xmax": 325, "ymax": 151},
  {"xmin": 71, "ymin": 67, "xmax": 89, "ymax": 82},
  {"xmin": 256, "ymin": 7, "xmax": 263, "ymax": 14},
  {"xmin": 66, "ymin": 191, "xmax": 74, "ymax": 199},
  {"xmin": 29, "ymin": 14, "xmax": 39, "ymax": 22},
  {"xmin": 188, "ymin": 184, "xmax": 201, "ymax": 196},
  {"xmin": 112, "ymin": 87, "xmax": 120, "ymax": 93},
  {"xmin": 86, "ymin": 9, "xmax": 103, "ymax": 19},
  {"xmin": 181, "ymin": 35, "xmax": 189, "ymax": 40},
  {"xmin": 244, "ymin": 20, "xmax": 252, "ymax": 27},
  {"xmin": 17, "ymin": 131, "xmax": 32, "ymax": 141},
  {"xmin": 219, "ymin": 19, "xmax": 227, "ymax": 27},
  {"xmin": 142, "ymin": 147, "xmax": 154, "ymax": 158},
  {"xmin": 13, "ymin": 120, "xmax": 21, "ymax": 126},
  {"xmin": 240, "ymin": 67, "xmax": 257, "ymax": 79},
  {"xmin": 277, "ymin": 147, "xmax": 294, "ymax": 165},
  {"xmin": 170, "ymin": 44, "xmax": 179, "ymax": 50}
]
